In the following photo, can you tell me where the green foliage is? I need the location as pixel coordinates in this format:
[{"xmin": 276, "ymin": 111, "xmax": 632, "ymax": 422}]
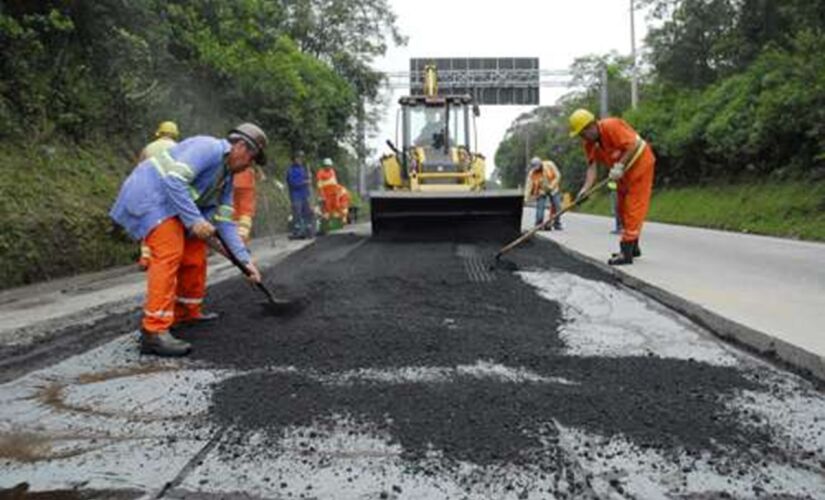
[
  {"xmin": 578, "ymin": 180, "xmax": 825, "ymax": 241},
  {"xmin": 494, "ymin": 53, "xmax": 634, "ymax": 192},
  {"xmin": 628, "ymin": 29, "xmax": 825, "ymax": 184},
  {"xmin": 0, "ymin": 0, "xmax": 403, "ymax": 288},
  {"xmin": 0, "ymin": 142, "xmax": 135, "ymax": 288}
]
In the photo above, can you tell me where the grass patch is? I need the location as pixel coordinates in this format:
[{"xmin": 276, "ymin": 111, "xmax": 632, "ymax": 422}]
[
  {"xmin": 0, "ymin": 142, "xmax": 292, "ymax": 290},
  {"xmin": 577, "ymin": 180, "xmax": 825, "ymax": 241},
  {"xmin": 0, "ymin": 141, "xmax": 136, "ymax": 289}
]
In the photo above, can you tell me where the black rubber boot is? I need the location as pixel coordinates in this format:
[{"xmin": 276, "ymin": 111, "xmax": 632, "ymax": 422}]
[
  {"xmin": 608, "ymin": 241, "xmax": 634, "ymax": 266},
  {"xmin": 140, "ymin": 331, "xmax": 191, "ymax": 357},
  {"xmin": 632, "ymin": 240, "xmax": 641, "ymax": 258}
]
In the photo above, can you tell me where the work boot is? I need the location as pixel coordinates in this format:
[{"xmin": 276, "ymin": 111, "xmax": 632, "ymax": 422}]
[
  {"xmin": 140, "ymin": 331, "xmax": 191, "ymax": 357},
  {"xmin": 612, "ymin": 239, "xmax": 641, "ymax": 258},
  {"xmin": 608, "ymin": 241, "xmax": 634, "ymax": 266}
]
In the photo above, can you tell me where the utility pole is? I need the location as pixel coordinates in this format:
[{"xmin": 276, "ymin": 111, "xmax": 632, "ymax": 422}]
[
  {"xmin": 630, "ymin": 0, "xmax": 639, "ymax": 109},
  {"xmin": 599, "ymin": 64, "xmax": 609, "ymax": 118},
  {"xmin": 357, "ymin": 96, "xmax": 367, "ymax": 196}
]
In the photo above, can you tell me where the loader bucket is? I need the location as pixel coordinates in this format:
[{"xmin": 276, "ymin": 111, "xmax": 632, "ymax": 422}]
[{"xmin": 369, "ymin": 190, "xmax": 524, "ymax": 241}]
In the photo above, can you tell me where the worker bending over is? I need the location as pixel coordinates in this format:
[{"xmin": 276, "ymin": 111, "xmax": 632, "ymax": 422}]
[
  {"xmin": 110, "ymin": 123, "xmax": 266, "ymax": 356},
  {"xmin": 569, "ymin": 109, "xmax": 655, "ymax": 265},
  {"xmin": 524, "ymin": 156, "xmax": 563, "ymax": 230}
]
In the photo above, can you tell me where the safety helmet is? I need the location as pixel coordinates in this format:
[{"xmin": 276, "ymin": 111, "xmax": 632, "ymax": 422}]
[
  {"xmin": 322, "ymin": 158, "xmax": 333, "ymax": 167},
  {"xmin": 569, "ymin": 108, "xmax": 596, "ymax": 138},
  {"xmin": 156, "ymin": 121, "xmax": 180, "ymax": 139},
  {"xmin": 530, "ymin": 156, "xmax": 542, "ymax": 167},
  {"xmin": 228, "ymin": 123, "xmax": 268, "ymax": 165}
]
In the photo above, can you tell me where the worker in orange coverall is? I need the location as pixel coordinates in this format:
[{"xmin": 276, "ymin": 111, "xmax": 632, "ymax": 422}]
[
  {"xmin": 110, "ymin": 123, "xmax": 266, "ymax": 357},
  {"xmin": 139, "ymin": 137, "xmax": 258, "ymax": 269},
  {"xmin": 315, "ymin": 158, "xmax": 349, "ymax": 231},
  {"xmin": 232, "ymin": 167, "xmax": 257, "ymax": 244},
  {"xmin": 569, "ymin": 108, "xmax": 655, "ymax": 266}
]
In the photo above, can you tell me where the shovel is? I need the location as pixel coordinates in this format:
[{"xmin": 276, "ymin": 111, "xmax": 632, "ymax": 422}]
[
  {"xmin": 211, "ymin": 231, "xmax": 303, "ymax": 315},
  {"xmin": 490, "ymin": 177, "xmax": 611, "ymax": 270}
]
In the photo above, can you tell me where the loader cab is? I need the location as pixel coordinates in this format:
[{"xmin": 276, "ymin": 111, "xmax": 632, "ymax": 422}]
[
  {"xmin": 399, "ymin": 95, "xmax": 476, "ymax": 182},
  {"xmin": 402, "ymin": 96, "xmax": 473, "ymax": 151}
]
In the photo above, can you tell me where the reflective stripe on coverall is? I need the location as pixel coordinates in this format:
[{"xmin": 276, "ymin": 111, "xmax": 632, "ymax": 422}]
[{"xmin": 584, "ymin": 118, "xmax": 655, "ymax": 242}]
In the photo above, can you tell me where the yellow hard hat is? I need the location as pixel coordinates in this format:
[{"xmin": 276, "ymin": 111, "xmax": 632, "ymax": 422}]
[
  {"xmin": 155, "ymin": 121, "xmax": 180, "ymax": 139},
  {"xmin": 568, "ymin": 109, "xmax": 595, "ymax": 138}
]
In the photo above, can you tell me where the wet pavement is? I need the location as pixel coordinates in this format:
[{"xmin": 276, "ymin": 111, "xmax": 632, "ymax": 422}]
[{"xmin": 1, "ymin": 233, "xmax": 825, "ymax": 499}]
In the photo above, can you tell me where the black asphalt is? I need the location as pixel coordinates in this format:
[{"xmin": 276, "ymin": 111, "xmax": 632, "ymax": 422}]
[{"xmin": 173, "ymin": 234, "xmax": 774, "ymax": 480}]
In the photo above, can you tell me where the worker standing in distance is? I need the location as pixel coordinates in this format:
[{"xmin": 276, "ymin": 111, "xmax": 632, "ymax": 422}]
[
  {"xmin": 524, "ymin": 156, "xmax": 563, "ymax": 230},
  {"xmin": 110, "ymin": 123, "xmax": 266, "ymax": 356},
  {"xmin": 569, "ymin": 109, "xmax": 655, "ymax": 265},
  {"xmin": 137, "ymin": 121, "xmax": 181, "ymax": 269},
  {"xmin": 286, "ymin": 150, "xmax": 315, "ymax": 239},
  {"xmin": 139, "ymin": 120, "xmax": 180, "ymax": 162}
]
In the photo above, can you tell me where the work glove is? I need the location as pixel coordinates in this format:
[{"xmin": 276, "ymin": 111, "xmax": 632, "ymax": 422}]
[{"xmin": 609, "ymin": 162, "xmax": 625, "ymax": 181}]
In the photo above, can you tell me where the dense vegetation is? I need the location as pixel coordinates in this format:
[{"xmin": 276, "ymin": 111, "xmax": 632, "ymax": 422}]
[
  {"xmin": 495, "ymin": 0, "xmax": 825, "ymax": 216},
  {"xmin": 0, "ymin": 0, "xmax": 402, "ymax": 288}
]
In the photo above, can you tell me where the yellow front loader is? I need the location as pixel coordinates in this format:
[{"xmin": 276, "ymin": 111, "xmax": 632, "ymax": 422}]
[{"xmin": 370, "ymin": 66, "xmax": 523, "ymax": 239}]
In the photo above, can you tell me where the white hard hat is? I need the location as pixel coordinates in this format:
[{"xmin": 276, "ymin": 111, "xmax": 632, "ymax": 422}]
[
  {"xmin": 322, "ymin": 158, "xmax": 333, "ymax": 166},
  {"xmin": 530, "ymin": 156, "xmax": 542, "ymax": 167}
]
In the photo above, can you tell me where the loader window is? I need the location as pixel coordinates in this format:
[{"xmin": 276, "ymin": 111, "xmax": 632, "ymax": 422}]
[
  {"xmin": 412, "ymin": 107, "xmax": 446, "ymax": 150},
  {"xmin": 450, "ymin": 104, "xmax": 468, "ymax": 149}
]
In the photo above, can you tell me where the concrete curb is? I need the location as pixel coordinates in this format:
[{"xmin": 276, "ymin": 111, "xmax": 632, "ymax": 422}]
[{"xmin": 547, "ymin": 238, "xmax": 825, "ymax": 384}]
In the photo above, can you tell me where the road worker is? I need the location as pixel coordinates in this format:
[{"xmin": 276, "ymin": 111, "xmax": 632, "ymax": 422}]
[
  {"xmin": 524, "ymin": 156, "xmax": 563, "ymax": 230},
  {"xmin": 286, "ymin": 150, "xmax": 315, "ymax": 239},
  {"xmin": 137, "ymin": 121, "xmax": 181, "ymax": 269},
  {"xmin": 139, "ymin": 121, "xmax": 180, "ymax": 162},
  {"xmin": 233, "ymin": 167, "xmax": 257, "ymax": 244},
  {"xmin": 315, "ymin": 158, "xmax": 349, "ymax": 232},
  {"xmin": 569, "ymin": 109, "xmax": 655, "ymax": 265},
  {"xmin": 110, "ymin": 123, "xmax": 266, "ymax": 356}
]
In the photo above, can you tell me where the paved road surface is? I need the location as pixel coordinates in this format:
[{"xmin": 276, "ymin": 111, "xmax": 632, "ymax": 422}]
[
  {"xmin": 527, "ymin": 210, "xmax": 825, "ymax": 378},
  {"xmin": 2, "ymin": 230, "xmax": 825, "ymax": 499}
]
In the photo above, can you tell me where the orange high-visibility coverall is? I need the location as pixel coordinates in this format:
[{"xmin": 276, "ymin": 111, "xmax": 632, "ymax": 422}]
[
  {"xmin": 316, "ymin": 167, "xmax": 340, "ymax": 219},
  {"xmin": 584, "ymin": 118, "xmax": 655, "ymax": 243},
  {"xmin": 233, "ymin": 168, "xmax": 256, "ymax": 243},
  {"xmin": 143, "ymin": 218, "xmax": 208, "ymax": 332}
]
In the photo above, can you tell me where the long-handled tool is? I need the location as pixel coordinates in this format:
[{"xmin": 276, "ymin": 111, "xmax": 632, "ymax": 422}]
[
  {"xmin": 212, "ymin": 231, "xmax": 303, "ymax": 315},
  {"xmin": 493, "ymin": 137, "xmax": 649, "ymax": 267},
  {"xmin": 491, "ymin": 177, "xmax": 611, "ymax": 268}
]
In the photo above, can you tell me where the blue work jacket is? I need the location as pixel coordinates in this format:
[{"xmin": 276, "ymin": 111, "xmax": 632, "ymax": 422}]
[
  {"xmin": 286, "ymin": 163, "xmax": 311, "ymax": 199},
  {"xmin": 110, "ymin": 136, "xmax": 251, "ymax": 263}
]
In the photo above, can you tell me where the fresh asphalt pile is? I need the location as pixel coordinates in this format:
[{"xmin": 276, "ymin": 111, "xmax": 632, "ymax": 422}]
[{"xmin": 178, "ymin": 233, "xmax": 774, "ymax": 475}]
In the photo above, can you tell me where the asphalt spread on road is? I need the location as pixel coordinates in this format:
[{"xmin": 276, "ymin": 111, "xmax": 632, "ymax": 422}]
[{"xmin": 174, "ymin": 234, "xmax": 771, "ymax": 469}]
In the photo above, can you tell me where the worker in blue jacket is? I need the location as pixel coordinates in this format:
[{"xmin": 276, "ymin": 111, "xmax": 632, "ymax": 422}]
[
  {"xmin": 110, "ymin": 123, "xmax": 267, "ymax": 357},
  {"xmin": 286, "ymin": 150, "xmax": 315, "ymax": 238}
]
